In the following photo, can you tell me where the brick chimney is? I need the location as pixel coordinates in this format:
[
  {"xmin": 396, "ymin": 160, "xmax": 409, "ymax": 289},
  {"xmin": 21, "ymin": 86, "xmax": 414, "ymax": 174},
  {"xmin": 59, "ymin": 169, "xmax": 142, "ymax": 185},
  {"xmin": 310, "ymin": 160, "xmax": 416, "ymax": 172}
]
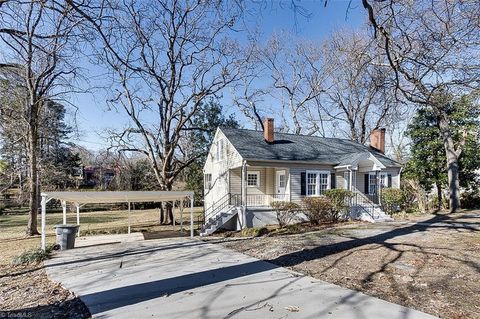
[
  {"xmin": 370, "ymin": 128, "xmax": 386, "ymax": 153},
  {"xmin": 263, "ymin": 118, "xmax": 274, "ymax": 143}
]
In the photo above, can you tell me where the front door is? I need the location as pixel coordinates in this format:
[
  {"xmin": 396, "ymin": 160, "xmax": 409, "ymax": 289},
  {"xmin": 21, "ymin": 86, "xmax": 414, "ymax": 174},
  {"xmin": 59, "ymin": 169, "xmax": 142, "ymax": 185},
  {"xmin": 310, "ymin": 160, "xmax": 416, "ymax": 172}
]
[{"xmin": 276, "ymin": 170, "xmax": 286, "ymax": 200}]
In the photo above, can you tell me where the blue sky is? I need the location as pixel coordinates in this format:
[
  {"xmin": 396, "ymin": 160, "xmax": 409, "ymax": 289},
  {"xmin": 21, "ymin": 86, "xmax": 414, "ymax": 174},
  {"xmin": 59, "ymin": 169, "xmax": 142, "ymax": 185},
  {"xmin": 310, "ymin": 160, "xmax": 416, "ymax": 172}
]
[{"xmin": 72, "ymin": 0, "xmax": 367, "ymax": 151}]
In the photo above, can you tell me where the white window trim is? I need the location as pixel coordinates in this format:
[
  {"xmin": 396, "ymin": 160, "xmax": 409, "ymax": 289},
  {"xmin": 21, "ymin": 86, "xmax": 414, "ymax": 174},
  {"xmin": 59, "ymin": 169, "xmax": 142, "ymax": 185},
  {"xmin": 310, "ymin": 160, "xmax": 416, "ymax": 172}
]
[
  {"xmin": 306, "ymin": 170, "xmax": 331, "ymax": 196},
  {"xmin": 247, "ymin": 171, "xmax": 260, "ymax": 188}
]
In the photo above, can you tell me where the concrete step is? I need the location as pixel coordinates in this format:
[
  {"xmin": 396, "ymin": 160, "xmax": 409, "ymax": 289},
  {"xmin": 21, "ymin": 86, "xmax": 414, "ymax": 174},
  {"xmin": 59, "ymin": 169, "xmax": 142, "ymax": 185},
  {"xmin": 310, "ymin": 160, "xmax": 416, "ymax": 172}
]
[{"xmin": 201, "ymin": 208, "xmax": 239, "ymax": 236}]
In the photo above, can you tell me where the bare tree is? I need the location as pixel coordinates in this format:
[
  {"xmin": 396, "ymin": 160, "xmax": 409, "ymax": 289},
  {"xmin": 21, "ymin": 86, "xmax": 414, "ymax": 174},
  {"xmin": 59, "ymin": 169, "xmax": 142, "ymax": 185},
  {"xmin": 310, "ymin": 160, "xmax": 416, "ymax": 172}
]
[
  {"xmin": 319, "ymin": 29, "xmax": 404, "ymax": 143},
  {"xmin": 258, "ymin": 33, "xmax": 325, "ymax": 135},
  {"xmin": 0, "ymin": 1, "xmax": 81, "ymax": 234},
  {"xmin": 72, "ymin": 0, "xmax": 245, "ymax": 223},
  {"xmin": 362, "ymin": 0, "xmax": 480, "ymax": 212}
]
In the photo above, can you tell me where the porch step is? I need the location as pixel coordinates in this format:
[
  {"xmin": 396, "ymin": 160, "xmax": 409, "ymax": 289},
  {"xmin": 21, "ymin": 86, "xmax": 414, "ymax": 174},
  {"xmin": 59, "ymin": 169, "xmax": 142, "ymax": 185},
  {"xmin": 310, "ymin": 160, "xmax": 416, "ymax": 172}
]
[
  {"xmin": 200, "ymin": 206, "xmax": 239, "ymax": 236},
  {"xmin": 352, "ymin": 204, "xmax": 393, "ymax": 223}
]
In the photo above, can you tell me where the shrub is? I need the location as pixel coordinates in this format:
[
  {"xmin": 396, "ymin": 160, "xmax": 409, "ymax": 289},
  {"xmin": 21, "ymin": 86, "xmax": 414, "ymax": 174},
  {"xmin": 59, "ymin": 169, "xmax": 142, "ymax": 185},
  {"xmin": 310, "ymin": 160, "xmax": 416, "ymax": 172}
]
[
  {"xmin": 302, "ymin": 196, "xmax": 334, "ymax": 224},
  {"xmin": 427, "ymin": 194, "xmax": 449, "ymax": 211},
  {"xmin": 461, "ymin": 190, "xmax": 480, "ymax": 209},
  {"xmin": 13, "ymin": 244, "xmax": 56, "ymax": 265},
  {"xmin": 270, "ymin": 201, "xmax": 301, "ymax": 227},
  {"xmin": 239, "ymin": 227, "xmax": 269, "ymax": 237},
  {"xmin": 324, "ymin": 189, "xmax": 354, "ymax": 220},
  {"xmin": 381, "ymin": 188, "xmax": 406, "ymax": 214}
]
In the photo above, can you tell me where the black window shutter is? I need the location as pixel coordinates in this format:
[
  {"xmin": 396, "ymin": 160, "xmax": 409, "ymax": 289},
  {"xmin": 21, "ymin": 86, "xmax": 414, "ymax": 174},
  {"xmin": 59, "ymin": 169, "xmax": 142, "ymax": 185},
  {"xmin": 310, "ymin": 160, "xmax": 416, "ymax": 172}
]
[
  {"xmin": 300, "ymin": 172, "xmax": 306, "ymax": 195},
  {"xmin": 364, "ymin": 174, "xmax": 369, "ymax": 194},
  {"xmin": 331, "ymin": 173, "xmax": 336, "ymax": 189},
  {"xmin": 388, "ymin": 174, "xmax": 392, "ymax": 188}
]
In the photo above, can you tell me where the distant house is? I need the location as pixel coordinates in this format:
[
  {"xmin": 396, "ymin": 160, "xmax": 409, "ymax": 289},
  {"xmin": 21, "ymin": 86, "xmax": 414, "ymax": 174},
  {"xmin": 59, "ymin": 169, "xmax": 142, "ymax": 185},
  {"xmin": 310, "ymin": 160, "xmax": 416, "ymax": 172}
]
[
  {"xmin": 202, "ymin": 118, "xmax": 401, "ymax": 235},
  {"xmin": 78, "ymin": 166, "xmax": 116, "ymax": 189}
]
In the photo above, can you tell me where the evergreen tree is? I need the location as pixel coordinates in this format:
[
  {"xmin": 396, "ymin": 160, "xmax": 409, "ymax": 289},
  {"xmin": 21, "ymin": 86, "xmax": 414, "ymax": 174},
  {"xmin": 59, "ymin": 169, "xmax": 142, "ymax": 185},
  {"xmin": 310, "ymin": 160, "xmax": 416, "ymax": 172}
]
[{"xmin": 405, "ymin": 93, "xmax": 480, "ymax": 210}]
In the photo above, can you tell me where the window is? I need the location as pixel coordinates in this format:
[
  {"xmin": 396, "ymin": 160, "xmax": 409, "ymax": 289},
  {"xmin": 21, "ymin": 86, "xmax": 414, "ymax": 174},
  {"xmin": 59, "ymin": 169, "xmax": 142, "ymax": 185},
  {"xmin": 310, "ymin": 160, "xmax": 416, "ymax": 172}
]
[
  {"xmin": 368, "ymin": 173, "xmax": 377, "ymax": 195},
  {"xmin": 204, "ymin": 173, "xmax": 212, "ymax": 190},
  {"xmin": 216, "ymin": 139, "xmax": 225, "ymax": 161},
  {"xmin": 379, "ymin": 173, "xmax": 388, "ymax": 188},
  {"xmin": 247, "ymin": 171, "xmax": 260, "ymax": 187},
  {"xmin": 279, "ymin": 174, "xmax": 285, "ymax": 188},
  {"xmin": 307, "ymin": 172, "xmax": 317, "ymax": 195},
  {"xmin": 306, "ymin": 170, "xmax": 330, "ymax": 196}
]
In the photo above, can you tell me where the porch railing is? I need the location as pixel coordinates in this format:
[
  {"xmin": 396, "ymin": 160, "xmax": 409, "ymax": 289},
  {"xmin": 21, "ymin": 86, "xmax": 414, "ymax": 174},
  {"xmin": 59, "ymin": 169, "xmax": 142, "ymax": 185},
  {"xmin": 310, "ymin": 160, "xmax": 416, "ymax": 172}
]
[
  {"xmin": 204, "ymin": 193, "xmax": 240, "ymax": 224},
  {"xmin": 365, "ymin": 193, "xmax": 380, "ymax": 205},
  {"xmin": 351, "ymin": 191, "xmax": 378, "ymax": 219},
  {"xmin": 230, "ymin": 194, "xmax": 288, "ymax": 207}
]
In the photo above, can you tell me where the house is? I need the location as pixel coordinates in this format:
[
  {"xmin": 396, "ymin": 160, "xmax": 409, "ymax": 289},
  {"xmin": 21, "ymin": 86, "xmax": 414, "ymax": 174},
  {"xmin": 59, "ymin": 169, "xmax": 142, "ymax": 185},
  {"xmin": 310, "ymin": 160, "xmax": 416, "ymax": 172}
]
[
  {"xmin": 202, "ymin": 118, "xmax": 402, "ymax": 236},
  {"xmin": 77, "ymin": 166, "xmax": 116, "ymax": 189}
]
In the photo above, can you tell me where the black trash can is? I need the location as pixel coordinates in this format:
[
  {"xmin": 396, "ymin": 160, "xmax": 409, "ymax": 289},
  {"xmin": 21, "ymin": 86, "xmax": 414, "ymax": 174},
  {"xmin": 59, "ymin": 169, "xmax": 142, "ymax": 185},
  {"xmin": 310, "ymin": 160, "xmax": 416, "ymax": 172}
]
[{"xmin": 54, "ymin": 224, "xmax": 80, "ymax": 250}]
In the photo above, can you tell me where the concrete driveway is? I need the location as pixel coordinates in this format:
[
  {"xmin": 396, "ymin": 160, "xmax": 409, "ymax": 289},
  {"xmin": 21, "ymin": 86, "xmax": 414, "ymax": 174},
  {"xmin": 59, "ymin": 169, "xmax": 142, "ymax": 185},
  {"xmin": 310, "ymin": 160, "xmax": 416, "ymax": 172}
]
[{"xmin": 45, "ymin": 237, "xmax": 436, "ymax": 319}]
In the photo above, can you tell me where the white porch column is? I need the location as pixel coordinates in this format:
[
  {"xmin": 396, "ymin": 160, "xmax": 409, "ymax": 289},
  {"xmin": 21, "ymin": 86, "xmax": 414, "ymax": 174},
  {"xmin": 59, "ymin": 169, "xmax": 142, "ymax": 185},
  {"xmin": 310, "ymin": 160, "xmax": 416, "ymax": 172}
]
[
  {"xmin": 238, "ymin": 160, "xmax": 247, "ymax": 230},
  {"xmin": 172, "ymin": 201, "xmax": 176, "ymax": 231},
  {"xmin": 348, "ymin": 170, "xmax": 352, "ymax": 191},
  {"xmin": 62, "ymin": 200, "xmax": 67, "ymax": 224},
  {"xmin": 241, "ymin": 161, "xmax": 247, "ymax": 207},
  {"xmin": 190, "ymin": 196, "xmax": 194, "ymax": 238},
  {"xmin": 41, "ymin": 196, "xmax": 47, "ymax": 250},
  {"xmin": 180, "ymin": 200, "xmax": 183, "ymax": 231}
]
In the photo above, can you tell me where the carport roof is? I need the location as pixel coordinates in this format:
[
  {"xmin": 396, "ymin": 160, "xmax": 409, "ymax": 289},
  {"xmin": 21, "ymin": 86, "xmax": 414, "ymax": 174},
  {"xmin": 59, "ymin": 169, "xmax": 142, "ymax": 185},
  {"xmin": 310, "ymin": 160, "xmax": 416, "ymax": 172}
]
[{"xmin": 41, "ymin": 191, "xmax": 194, "ymax": 204}]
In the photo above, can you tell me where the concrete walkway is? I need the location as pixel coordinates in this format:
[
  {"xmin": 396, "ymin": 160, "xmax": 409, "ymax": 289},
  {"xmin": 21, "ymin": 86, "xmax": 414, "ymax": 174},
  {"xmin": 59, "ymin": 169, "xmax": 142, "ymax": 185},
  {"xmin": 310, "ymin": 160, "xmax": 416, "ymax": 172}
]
[{"xmin": 45, "ymin": 237, "xmax": 436, "ymax": 319}]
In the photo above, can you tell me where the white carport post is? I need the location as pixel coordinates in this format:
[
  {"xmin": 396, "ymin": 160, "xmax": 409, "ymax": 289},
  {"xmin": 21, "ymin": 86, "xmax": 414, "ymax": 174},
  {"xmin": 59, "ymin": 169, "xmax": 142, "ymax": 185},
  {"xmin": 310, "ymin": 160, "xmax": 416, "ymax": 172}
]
[
  {"xmin": 128, "ymin": 202, "xmax": 131, "ymax": 234},
  {"xmin": 41, "ymin": 196, "xmax": 47, "ymax": 250},
  {"xmin": 62, "ymin": 200, "xmax": 67, "ymax": 224},
  {"xmin": 75, "ymin": 203, "xmax": 80, "ymax": 236},
  {"xmin": 190, "ymin": 195, "xmax": 194, "ymax": 238},
  {"xmin": 172, "ymin": 201, "xmax": 176, "ymax": 231},
  {"xmin": 180, "ymin": 200, "xmax": 183, "ymax": 231}
]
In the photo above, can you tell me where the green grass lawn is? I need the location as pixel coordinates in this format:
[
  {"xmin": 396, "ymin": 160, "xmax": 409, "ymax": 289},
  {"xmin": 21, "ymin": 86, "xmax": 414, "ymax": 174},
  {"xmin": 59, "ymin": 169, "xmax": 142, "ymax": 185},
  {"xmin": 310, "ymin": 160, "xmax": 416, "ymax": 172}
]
[{"xmin": 0, "ymin": 207, "xmax": 203, "ymax": 265}]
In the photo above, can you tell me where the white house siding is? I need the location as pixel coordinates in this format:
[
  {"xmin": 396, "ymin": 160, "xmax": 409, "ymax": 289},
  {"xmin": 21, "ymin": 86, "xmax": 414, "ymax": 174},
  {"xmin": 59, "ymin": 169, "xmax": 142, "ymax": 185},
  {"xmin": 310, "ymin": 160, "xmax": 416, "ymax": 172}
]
[
  {"xmin": 356, "ymin": 172, "xmax": 366, "ymax": 193},
  {"xmin": 335, "ymin": 169, "xmax": 347, "ymax": 190},
  {"xmin": 229, "ymin": 166, "xmax": 287, "ymax": 205},
  {"xmin": 288, "ymin": 163, "xmax": 334, "ymax": 204},
  {"xmin": 230, "ymin": 166, "xmax": 267, "ymax": 196},
  {"xmin": 203, "ymin": 129, "xmax": 243, "ymax": 210}
]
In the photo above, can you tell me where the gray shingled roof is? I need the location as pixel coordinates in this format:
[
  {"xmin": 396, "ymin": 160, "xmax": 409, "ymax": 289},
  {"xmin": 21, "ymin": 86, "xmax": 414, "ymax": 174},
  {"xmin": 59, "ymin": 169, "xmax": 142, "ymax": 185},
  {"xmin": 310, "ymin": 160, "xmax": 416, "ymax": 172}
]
[{"xmin": 221, "ymin": 128, "xmax": 401, "ymax": 168}]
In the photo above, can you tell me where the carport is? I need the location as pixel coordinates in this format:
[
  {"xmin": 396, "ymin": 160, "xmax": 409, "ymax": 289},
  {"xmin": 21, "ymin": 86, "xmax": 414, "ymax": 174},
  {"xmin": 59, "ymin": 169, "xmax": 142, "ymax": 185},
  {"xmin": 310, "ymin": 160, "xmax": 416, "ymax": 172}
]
[{"xmin": 40, "ymin": 191, "xmax": 195, "ymax": 250}]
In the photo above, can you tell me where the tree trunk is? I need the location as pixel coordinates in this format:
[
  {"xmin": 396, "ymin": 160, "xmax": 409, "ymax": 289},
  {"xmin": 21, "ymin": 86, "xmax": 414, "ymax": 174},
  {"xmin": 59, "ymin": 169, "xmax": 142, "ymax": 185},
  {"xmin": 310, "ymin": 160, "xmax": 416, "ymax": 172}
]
[
  {"xmin": 158, "ymin": 183, "xmax": 174, "ymax": 225},
  {"xmin": 445, "ymin": 155, "xmax": 460, "ymax": 212},
  {"xmin": 435, "ymin": 182, "xmax": 442, "ymax": 211},
  {"xmin": 437, "ymin": 113, "xmax": 461, "ymax": 213},
  {"xmin": 26, "ymin": 120, "xmax": 40, "ymax": 235}
]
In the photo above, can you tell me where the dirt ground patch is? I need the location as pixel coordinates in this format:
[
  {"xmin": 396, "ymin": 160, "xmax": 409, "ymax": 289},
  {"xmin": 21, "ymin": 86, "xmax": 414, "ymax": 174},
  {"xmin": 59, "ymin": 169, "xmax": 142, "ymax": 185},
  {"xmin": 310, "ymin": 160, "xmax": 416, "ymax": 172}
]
[
  {"xmin": 0, "ymin": 207, "xmax": 203, "ymax": 265},
  {"xmin": 0, "ymin": 263, "xmax": 91, "ymax": 318},
  {"xmin": 214, "ymin": 211, "xmax": 480, "ymax": 319}
]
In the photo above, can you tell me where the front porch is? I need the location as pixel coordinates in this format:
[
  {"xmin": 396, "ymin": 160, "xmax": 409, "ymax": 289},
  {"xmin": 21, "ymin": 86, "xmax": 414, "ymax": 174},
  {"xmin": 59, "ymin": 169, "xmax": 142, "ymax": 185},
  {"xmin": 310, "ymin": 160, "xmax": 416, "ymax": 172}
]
[
  {"xmin": 229, "ymin": 164, "xmax": 291, "ymax": 207},
  {"xmin": 229, "ymin": 164, "xmax": 392, "ymax": 208},
  {"xmin": 202, "ymin": 160, "xmax": 397, "ymax": 235}
]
